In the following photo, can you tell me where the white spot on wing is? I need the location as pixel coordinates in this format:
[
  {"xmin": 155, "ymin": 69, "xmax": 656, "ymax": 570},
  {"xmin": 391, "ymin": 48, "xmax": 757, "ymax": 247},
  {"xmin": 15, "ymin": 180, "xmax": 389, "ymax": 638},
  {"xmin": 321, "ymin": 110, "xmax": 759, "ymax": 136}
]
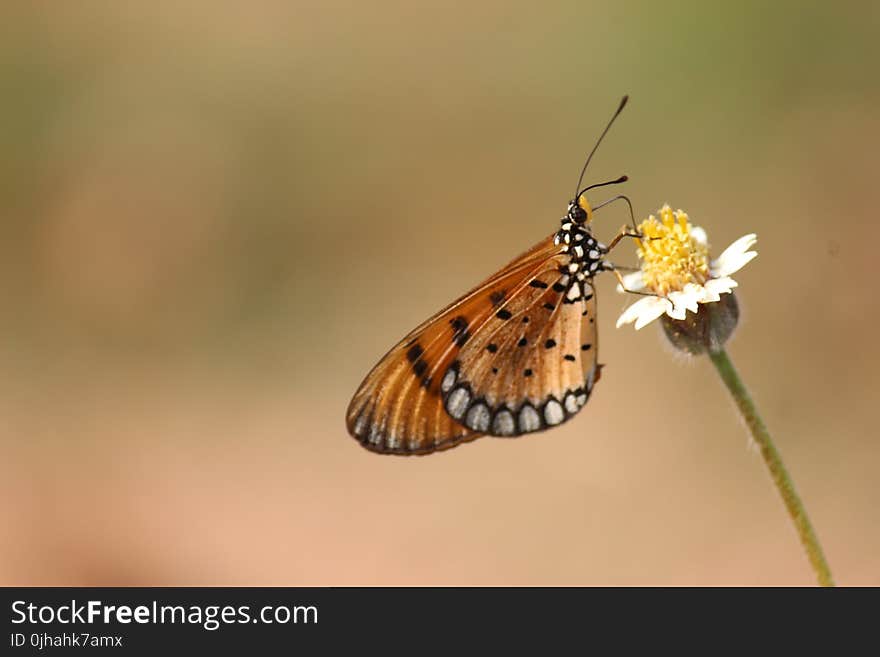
[
  {"xmin": 492, "ymin": 409, "xmax": 515, "ymax": 436},
  {"xmin": 446, "ymin": 386, "xmax": 470, "ymax": 420},
  {"xmin": 465, "ymin": 402, "xmax": 491, "ymax": 432},
  {"xmin": 518, "ymin": 405, "xmax": 540, "ymax": 433},
  {"xmin": 441, "ymin": 368, "xmax": 457, "ymax": 394},
  {"xmin": 564, "ymin": 392, "xmax": 579, "ymax": 414},
  {"xmin": 544, "ymin": 399, "xmax": 564, "ymax": 426}
]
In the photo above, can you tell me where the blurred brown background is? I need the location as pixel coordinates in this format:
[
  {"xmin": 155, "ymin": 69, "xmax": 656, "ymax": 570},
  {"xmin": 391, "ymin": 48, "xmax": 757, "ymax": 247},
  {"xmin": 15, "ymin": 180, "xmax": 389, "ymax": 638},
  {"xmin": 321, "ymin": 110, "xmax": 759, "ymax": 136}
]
[{"xmin": 2, "ymin": 2, "xmax": 878, "ymax": 585}]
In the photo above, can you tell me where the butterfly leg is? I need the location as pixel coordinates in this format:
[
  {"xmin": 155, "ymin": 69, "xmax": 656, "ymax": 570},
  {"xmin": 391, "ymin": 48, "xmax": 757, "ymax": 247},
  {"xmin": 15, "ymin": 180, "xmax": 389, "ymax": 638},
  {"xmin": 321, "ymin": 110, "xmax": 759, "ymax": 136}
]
[
  {"xmin": 603, "ymin": 224, "xmax": 645, "ymax": 252},
  {"xmin": 604, "ymin": 263, "xmax": 674, "ymax": 312},
  {"xmin": 606, "ymin": 265, "xmax": 653, "ymax": 297}
]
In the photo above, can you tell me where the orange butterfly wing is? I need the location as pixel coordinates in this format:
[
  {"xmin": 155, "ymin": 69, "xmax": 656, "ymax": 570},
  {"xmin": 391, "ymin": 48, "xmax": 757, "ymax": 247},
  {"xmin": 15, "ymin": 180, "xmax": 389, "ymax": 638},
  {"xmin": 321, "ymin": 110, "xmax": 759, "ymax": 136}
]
[
  {"xmin": 346, "ymin": 236, "xmax": 562, "ymax": 455},
  {"xmin": 445, "ymin": 265, "xmax": 600, "ymax": 437}
]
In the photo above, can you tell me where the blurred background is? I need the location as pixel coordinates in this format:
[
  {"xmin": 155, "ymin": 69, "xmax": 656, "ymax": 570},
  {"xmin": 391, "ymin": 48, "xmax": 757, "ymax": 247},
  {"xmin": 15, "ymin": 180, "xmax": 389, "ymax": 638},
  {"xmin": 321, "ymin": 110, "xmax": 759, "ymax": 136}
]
[{"xmin": 2, "ymin": 1, "xmax": 878, "ymax": 585}]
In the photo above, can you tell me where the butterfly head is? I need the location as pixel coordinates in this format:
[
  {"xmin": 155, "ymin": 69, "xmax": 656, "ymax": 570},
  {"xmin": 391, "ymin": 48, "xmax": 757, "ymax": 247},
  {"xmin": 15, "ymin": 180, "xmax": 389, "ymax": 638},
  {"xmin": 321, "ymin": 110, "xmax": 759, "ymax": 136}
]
[{"xmin": 566, "ymin": 195, "xmax": 593, "ymax": 225}]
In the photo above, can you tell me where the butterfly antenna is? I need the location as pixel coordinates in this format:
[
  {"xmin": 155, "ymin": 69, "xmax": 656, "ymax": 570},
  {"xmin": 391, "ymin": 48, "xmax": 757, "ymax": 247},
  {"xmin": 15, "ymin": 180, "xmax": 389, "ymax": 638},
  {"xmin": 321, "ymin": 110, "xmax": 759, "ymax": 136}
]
[
  {"xmin": 572, "ymin": 95, "xmax": 629, "ymax": 201},
  {"xmin": 580, "ymin": 175, "xmax": 628, "ymax": 195}
]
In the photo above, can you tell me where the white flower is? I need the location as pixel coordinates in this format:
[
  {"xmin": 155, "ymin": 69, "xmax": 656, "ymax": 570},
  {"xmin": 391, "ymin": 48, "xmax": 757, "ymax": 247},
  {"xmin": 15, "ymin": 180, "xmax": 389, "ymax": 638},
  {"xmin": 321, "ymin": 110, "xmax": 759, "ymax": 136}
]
[{"xmin": 616, "ymin": 206, "xmax": 757, "ymax": 330}]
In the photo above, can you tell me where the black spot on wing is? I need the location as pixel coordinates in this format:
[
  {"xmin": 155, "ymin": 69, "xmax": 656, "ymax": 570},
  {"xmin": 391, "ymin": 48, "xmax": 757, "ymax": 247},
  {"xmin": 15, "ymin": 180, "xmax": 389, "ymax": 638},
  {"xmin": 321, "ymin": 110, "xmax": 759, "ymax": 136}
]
[
  {"xmin": 489, "ymin": 290, "xmax": 506, "ymax": 306},
  {"xmin": 529, "ymin": 280, "xmax": 548, "ymax": 289},
  {"xmin": 496, "ymin": 309, "xmax": 512, "ymax": 320},
  {"xmin": 406, "ymin": 343, "xmax": 423, "ymax": 363},
  {"xmin": 544, "ymin": 339, "xmax": 556, "ymax": 349},
  {"xmin": 412, "ymin": 359, "xmax": 428, "ymax": 377},
  {"xmin": 450, "ymin": 315, "xmax": 470, "ymax": 347}
]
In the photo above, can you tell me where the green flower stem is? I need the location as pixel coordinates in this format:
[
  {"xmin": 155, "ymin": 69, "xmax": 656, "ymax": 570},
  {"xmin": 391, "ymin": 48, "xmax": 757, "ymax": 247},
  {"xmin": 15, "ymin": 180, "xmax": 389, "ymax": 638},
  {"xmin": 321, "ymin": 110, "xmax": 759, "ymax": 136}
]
[{"xmin": 708, "ymin": 347, "xmax": 834, "ymax": 587}]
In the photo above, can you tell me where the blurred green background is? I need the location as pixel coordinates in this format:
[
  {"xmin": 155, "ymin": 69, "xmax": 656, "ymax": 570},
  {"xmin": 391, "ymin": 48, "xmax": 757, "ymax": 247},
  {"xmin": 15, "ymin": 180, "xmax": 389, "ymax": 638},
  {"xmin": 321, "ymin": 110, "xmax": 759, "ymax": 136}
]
[{"xmin": 2, "ymin": 2, "xmax": 878, "ymax": 585}]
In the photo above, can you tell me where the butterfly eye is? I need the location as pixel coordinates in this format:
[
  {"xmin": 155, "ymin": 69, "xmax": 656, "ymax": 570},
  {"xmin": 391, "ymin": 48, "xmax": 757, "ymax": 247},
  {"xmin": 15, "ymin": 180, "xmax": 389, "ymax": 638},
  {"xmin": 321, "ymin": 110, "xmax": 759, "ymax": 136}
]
[{"xmin": 568, "ymin": 203, "xmax": 587, "ymax": 224}]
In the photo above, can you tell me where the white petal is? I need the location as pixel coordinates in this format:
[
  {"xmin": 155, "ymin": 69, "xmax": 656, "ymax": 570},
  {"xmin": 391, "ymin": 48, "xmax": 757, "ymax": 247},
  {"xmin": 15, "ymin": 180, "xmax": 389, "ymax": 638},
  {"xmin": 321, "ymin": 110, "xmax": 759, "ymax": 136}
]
[
  {"xmin": 666, "ymin": 303, "xmax": 687, "ymax": 320},
  {"xmin": 711, "ymin": 250, "xmax": 757, "ymax": 278},
  {"xmin": 667, "ymin": 287, "xmax": 700, "ymax": 318},
  {"xmin": 698, "ymin": 285, "xmax": 721, "ymax": 303},
  {"xmin": 691, "ymin": 226, "xmax": 708, "ymax": 246},
  {"xmin": 703, "ymin": 277, "xmax": 738, "ymax": 298},
  {"xmin": 634, "ymin": 297, "xmax": 671, "ymax": 329},
  {"xmin": 682, "ymin": 283, "xmax": 705, "ymax": 308},
  {"xmin": 666, "ymin": 292, "xmax": 697, "ymax": 319},
  {"xmin": 616, "ymin": 297, "xmax": 652, "ymax": 327},
  {"xmin": 616, "ymin": 296, "xmax": 668, "ymax": 330},
  {"xmin": 710, "ymin": 234, "xmax": 757, "ymax": 277},
  {"xmin": 616, "ymin": 271, "xmax": 646, "ymax": 293}
]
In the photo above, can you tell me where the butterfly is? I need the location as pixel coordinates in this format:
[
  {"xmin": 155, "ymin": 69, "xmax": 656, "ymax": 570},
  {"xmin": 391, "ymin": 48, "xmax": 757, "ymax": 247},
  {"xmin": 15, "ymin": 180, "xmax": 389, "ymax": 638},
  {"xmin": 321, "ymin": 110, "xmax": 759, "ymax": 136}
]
[{"xmin": 347, "ymin": 96, "xmax": 640, "ymax": 455}]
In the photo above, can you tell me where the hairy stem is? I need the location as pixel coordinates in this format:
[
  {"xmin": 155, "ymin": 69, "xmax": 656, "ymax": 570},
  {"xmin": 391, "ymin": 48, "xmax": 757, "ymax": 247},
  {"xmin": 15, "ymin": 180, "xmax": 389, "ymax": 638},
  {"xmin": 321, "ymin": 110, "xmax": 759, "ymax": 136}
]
[{"xmin": 709, "ymin": 348, "xmax": 834, "ymax": 587}]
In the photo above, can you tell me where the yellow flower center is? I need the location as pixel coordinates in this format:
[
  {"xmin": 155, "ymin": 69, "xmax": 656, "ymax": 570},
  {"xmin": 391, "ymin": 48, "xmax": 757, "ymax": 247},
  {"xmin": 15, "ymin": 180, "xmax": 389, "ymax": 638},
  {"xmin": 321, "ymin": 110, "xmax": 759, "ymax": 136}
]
[{"xmin": 635, "ymin": 205, "xmax": 709, "ymax": 296}]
